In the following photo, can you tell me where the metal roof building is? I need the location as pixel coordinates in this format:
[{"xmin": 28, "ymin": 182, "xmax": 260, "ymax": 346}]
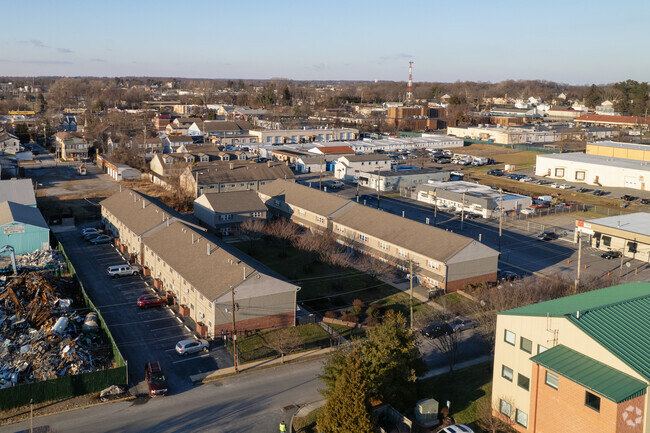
[{"xmin": 576, "ymin": 212, "xmax": 650, "ymax": 261}]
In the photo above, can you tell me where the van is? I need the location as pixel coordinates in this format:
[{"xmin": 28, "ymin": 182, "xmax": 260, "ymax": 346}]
[{"xmin": 107, "ymin": 264, "xmax": 140, "ymax": 278}]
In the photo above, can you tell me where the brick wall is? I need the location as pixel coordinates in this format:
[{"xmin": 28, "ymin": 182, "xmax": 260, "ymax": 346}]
[
  {"xmin": 213, "ymin": 311, "xmax": 294, "ymax": 335},
  {"xmin": 445, "ymin": 272, "xmax": 497, "ymax": 293}
]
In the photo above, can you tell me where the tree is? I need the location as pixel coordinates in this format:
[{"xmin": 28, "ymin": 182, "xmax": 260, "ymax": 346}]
[
  {"xmin": 13, "ymin": 124, "xmax": 31, "ymax": 144},
  {"xmin": 428, "ymin": 85, "xmax": 442, "ymax": 100},
  {"xmin": 317, "ymin": 348, "xmax": 377, "ymax": 433},
  {"xmin": 261, "ymin": 327, "xmax": 303, "ymax": 364},
  {"xmin": 282, "ymin": 86, "xmax": 292, "ymax": 106},
  {"xmin": 476, "ymin": 394, "xmax": 516, "ymax": 433}
]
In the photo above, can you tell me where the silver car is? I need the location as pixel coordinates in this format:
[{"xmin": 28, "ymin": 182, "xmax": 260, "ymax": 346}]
[{"xmin": 175, "ymin": 339, "xmax": 209, "ymax": 356}]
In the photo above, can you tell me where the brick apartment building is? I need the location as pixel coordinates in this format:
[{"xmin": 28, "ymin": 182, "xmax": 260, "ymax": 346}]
[{"xmin": 386, "ymin": 106, "xmax": 447, "ymax": 131}]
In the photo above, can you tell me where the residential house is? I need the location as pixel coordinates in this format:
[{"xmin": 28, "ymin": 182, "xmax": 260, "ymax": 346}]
[
  {"xmin": 162, "ymin": 135, "xmax": 194, "ymax": 153},
  {"xmin": 334, "ymin": 154, "xmax": 392, "ymax": 181},
  {"xmin": 55, "ymin": 131, "xmax": 88, "ymax": 161},
  {"xmin": 180, "ymin": 161, "xmax": 295, "ymax": 197},
  {"xmin": 0, "ymin": 132, "xmax": 22, "ymax": 155},
  {"xmin": 493, "ymin": 282, "xmax": 650, "ymax": 433},
  {"xmin": 258, "ymin": 180, "xmax": 499, "ymax": 291},
  {"xmin": 166, "ymin": 117, "xmax": 201, "ymax": 135},
  {"xmin": 194, "ymin": 190, "xmax": 267, "ymax": 235},
  {"xmin": 0, "ymin": 201, "xmax": 49, "ymax": 254}
]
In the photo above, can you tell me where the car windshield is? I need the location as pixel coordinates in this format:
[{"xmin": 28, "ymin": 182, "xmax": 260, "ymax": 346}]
[{"xmin": 150, "ymin": 374, "xmax": 166, "ymax": 384}]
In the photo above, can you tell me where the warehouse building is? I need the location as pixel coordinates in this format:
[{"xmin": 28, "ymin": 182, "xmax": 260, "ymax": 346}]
[
  {"xmin": 0, "ymin": 201, "xmax": 49, "ymax": 254},
  {"xmin": 534, "ymin": 152, "xmax": 650, "ymax": 190},
  {"xmin": 357, "ymin": 168, "xmax": 449, "ymax": 192},
  {"xmin": 576, "ymin": 213, "xmax": 650, "ymax": 261},
  {"xmin": 493, "ymin": 282, "xmax": 650, "ymax": 433},
  {"xmin": 586, "ymin": 141, "xmax": 650, "ymax": 162}
]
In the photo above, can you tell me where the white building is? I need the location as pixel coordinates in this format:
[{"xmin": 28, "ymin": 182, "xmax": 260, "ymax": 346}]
[
  {"xmin": 249, "ymin": 128, "xmax": 358, "ymax": 145},
  {"xmin": 357, "ymin": 168, "xmax": 449, "ymax": 192},
  {"xmin": 535, "ymin": 152, "xmax": 650, "ymax": 190},
  {"xmin": 334, "ymin": 154, "xmax": 392, "ymax": 181}
]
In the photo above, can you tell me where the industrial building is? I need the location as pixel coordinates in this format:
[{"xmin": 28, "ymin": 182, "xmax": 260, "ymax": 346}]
[
  {"xmin": 446, "ymin": 124, "xmax": 615, "ymax": 145},
  {"xmin": 357, "ymin": 168, "xmax": 449, "ymax": 192},
  {"xmin": 586, "ymin": 141, "xmax": 650, "ymax": 162},
  {"xmin": 575, "ymin": 213, "xmax": 650, "ymax": 262},
  {"xmin": 534, "ymin": 152, "xmax": 650, "ymax": 190},
  {"xmin": 249, "ymin": 127, "xmax": 358, "ymax": 145},
  {"xmin": 386, "ymin": 106, "xmax": 447, "ymax": 131},
  {"xmin": 415, "ymin": 181, "xmax": 532, "ymax": 218},
  {"xmin": 0, "ymin": 201, "xmax": 49, "ymax": 254},
  {"xmin": 493, "ymin": 283, "xmax": 650, "ymax": 433}
]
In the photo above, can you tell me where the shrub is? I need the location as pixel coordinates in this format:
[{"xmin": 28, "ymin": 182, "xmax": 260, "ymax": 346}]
[
  {"xmin": 350, "ymin": 306, "xmax": 362, "ymax": 315},
  {"xmin": 324, "ymin": 311, "xmax": 338, "ymax": 319},
  {"xmin": 370, "ymin": 303, "xmax": 383, "ymax": 313},
  {"xmin": 366, "ymin": 306, "xmax": 380, "ymax": 318},
  {"xmin": 352, "ymin": 299, "xmax": 365, "ymax": 309},
  {"xmin": 365, "ymin": 316, "xmax": 380, "ymax": 327},
  {"xmin": 340, "ymin": 313, "xmax": 359, "ymax": 323}
]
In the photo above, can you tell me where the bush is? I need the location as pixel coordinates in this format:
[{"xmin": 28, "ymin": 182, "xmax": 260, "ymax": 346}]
[
  {"xmin": 350, "ymin": 306, "xmax": 362, "ymax": 315},
  {"xmin": 324, "ymin": 311, "xmax": 338, "ymax": 319},
  {"xmin": 370, "ymin": 303, "xmax": 383, "ymax": 314},
  {"xmin": 340, "ymin": 313, "xmax": 359, "ymax": 323},
  {"xmin": 365, "ymin": 316, "xmax": 380, "ymax": 327},
  {"xmin": 366, "ymin": 306, "xmax": 379, "ymax": 318},
  {"xmin": 352, "ymin": 299, "xmax": 365, "ymax": 309}
]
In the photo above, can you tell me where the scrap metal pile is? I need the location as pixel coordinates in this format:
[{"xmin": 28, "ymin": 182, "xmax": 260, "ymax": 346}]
[
  {"xmin": 0, "ymin": 272, "xmax": 113, "ymax": 388},
  {"xmin": 16, "ymin": 250, "xmax": 67, "ymax": 271}
]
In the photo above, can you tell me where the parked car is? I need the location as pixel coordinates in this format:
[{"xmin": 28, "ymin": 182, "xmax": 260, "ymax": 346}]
[
  {"xmin": 640, "ymin": 198, "xmax": 650, "ymax": 205},
  {"xmin": 486, "ymin": 168, "xmax": 504, "ymax": 176},
  {"xmin": 593, "ymin": 190, "xmax": 605, "ymax": 196},
  {"xmin": 497, "ymin": 269, "xmax": 519, "ymax": 282},
  {"xmin": 519, "ymin": 176, "xmax": 534, "ymax": 182},
  {"xmin": 464, "ymin": 213, "xmax": 480, "ymax": 220},
  {"xmin": 421, "ymin": 321, "xmax": 452, "ymax": 339},
  {"xmin": 439, "ymin": 425, "xmax": 474, "ymax": 433},
  {"xmin": 449, "ymin": 317, "xmax": 479, "ymax": 333},
  {"xmin": 549, "ymin": 183, "xmax": 560, "ymax": 188},
  {"xmin": 144, "ymin": 361, "xmax": 168, "ymax": 397},
  {"xmin": 107, "ymin": 264, "xmax": 140, "ymax": 278},
  {"xmin": 537, "ymin": 231, "xmax": 558, "ymax": 241},
  {"xmin": 558, "ymin": 184, "xmax": 571, "ymax": 189},
  {"xmin": 520, "ymin": 208, "xmax": 535, "ymax": 215},
  {"xmin": 81, "ymin": 227, "xmax": 102, "ymax": 235},
  {"xmin": 535, "ymin": 179, "xmax": 548, "ymax": 185},
  {"xmin": 622, "ymin": 194, "xmax": 636, "ymax": 202},
  {"xmin": 89, "ymin": 235, "xmax": 113, "ymax": 244},
  {"xmin": 175, "ymin": 339, "xmax": 209, "ymax": 356},
  {"xmin": 435, "ymin": 158, "xmax": 451, "ymax": 164},
  {"xmin": 83, "ymin": 230, "xmax": 104, "ymax": 240},
  {"xmin": 530, "ymin": 202, "xmax": 549, "ymax": 210},
  {"xmin": 601, "ymin": 250, "xmax": 622, "ymax": 260},
  {"xmin": 326, "ymin": 180, "xmax": 344, "ymax": 189},
  {"xmin": 137, "ymin": 295, "xmax": 168, "ymax": 308}
]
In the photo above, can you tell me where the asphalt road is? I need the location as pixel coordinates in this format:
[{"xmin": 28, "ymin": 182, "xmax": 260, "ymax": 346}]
[{"xmin": 2, "ymin": 357, "xmax": 324, "ymax": 433}]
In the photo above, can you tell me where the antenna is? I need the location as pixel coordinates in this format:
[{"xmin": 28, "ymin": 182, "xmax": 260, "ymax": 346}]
[{"xmin": 406, "ymin": 61, "xmax": 414, "ymax": 101}]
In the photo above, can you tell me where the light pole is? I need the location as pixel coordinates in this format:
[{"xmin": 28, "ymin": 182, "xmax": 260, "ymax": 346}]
[
  {"xmin": 230, "ymin": 287, "xmax": 239, "ymax": 373},
  {"xmin": 355, "ymin": 170, "xmax": 360, "ymax": 200},
  {"xmin": 498, "ymin": 188, "xmax": 503, "ymax": 252}
]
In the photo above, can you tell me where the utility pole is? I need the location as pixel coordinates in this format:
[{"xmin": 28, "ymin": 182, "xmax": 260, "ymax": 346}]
[
  {"xmin": 409, "ymin": 260, "xmax": 414, "ymax": 331},
  {"xmin": 460, "ymin": 191, "xmax": 465, "ymax": 231},
  {"xmin": 498, "ymin": 188, "xmax": 503, "ymax": 252},
  {"xmin": 355, "ymin": 170, "xmax": 360, "ymax": 199},
  {"xmin": 231, "ymin": 287, "xmax": 239, "ymax": 373},
  {"xmin": 619, "ymin": 248, "xmax": 625, "ymax": 277},
  {"xmin": 376, "ymin": 167, "xmax": 381, "ymax": 209},
  {"xmin": 433, "ymin": 190, "xmax": 437, "ymax": 225},
  {"xmin": 575, "ymin": 233, "xmax": 582, "ymax": 293},
  {"xmin": 319, "ymin": 154, "xmax": 323, "ymax": 190}
]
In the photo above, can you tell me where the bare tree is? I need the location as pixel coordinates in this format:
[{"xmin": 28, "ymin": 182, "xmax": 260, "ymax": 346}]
[
  {"xmin": 476, "ymin": 394, "xmax": 516, "ymax": 433},
  {"xmin": 261, "ymin": 327, "xmax": 303, "ymax": 364}
]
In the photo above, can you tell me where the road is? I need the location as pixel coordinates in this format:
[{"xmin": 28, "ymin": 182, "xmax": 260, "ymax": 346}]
[{"xmin": 2, "ymin": 357, "xmax": 324, "ymax": 433}]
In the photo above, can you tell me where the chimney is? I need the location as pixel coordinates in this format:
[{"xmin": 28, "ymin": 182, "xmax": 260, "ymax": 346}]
[
  {"xmin": 243, "ymin": 267, "xmax": 246, "ymax": 280},
  {"xmin": 267, "ymin": 161, "xmax": 272, "ymax": 167},
  {"xmin": 191, "ymin": 233, "xmax": 194, "ymax": 244},
  {"xmin": 142, "ymin": 200, "xmax": 145, "ymax": 209},
  {"xmin": 207, "ymin": 243, "xmax": 211, "ymax": 255},
  {"xmin": 230, "ymin": 162, "xmax": 235, "ymax": 170}
]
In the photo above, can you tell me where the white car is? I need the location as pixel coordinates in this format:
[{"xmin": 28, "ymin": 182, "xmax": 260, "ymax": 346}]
[
  {"xmin": 558, "ymin": 184, "xmax": 571, "ymax": 189},
  {"xmin": 175, "ymin": 339, "xmax": 209, "ymax": 356},
  {"xmin": 549, "ymin": 183, "xmax": 560, "ymax": 188},
  {"xmin": 449, "ymin": 317, "xmax": 479, "ymax": 333},
  {"xmin": 520, "ymin": 208, "xmax": 535, "ymax": 215},
  {"xmin": 519, "ymin": 176, "xmax": 534, "ymax": 182},
  {"xmin": 440, "ymin": 425, "xmax": 474, "ymax": 433}
]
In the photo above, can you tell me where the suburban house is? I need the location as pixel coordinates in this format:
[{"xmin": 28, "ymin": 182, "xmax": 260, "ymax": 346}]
[
  {"xmin": 166, "ymin": 117, "xmax": 201, "ymax": 135},
  {"xmin": 0, "ymin": 201, "xmax": 49, "ymax": 254},
  {"xmin": 180, "ymin": 161, "xmax": 295, "ymax": 197},
  {"xmin": 162, "ymin": 135, "xmax": 195, "ymax": 152},
  {"xmin": 492, "ymin": 283, "xmax": 650, "ymax": 433},
  {"xmin": 334, "ymin": 154, "xmax": 392, "ymax": 181},
  {"xmin": 258, "ymin": 180, "xmax": 499, "ymax": 291},
  {"xmin": 0, "ymin": 131, "xmax": 21, "ymax": 154},
  {"xmin": 0, "ymin": 178, "xmax": 37, "ymax": 207},
  {"xmin": 575, "ymin": 213, "xmax": 650, "ymax": 261},
  {"xmin": 55, "ymin": 131, "xmax": 88, "ymax": 161},
  {"xmin": 100, "ymin": 189, "xmax": 299, "ymax": 338},
  {"xmin": 194, "ymin": 190, "xmax": 267, "ymax": 235}
]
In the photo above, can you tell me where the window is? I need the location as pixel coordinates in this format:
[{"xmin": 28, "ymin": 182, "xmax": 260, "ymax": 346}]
[
  {"xmin": 359, "ymin": 234, "xmax": 368, "ymax": 242},
  {"xmin": 251, "ymin": 211, "xmax": 262, "ymax": 217},
  {"xmin": 316, "ymin": 216, "xmax": 324, "ymax": 223},
  {"xmin": 602, "ymin": 236, "xmax": 611, "ymax": 247},
  {"xmin": 520, "ymin": 337, "xmax": 532, "ymax": 354},
  {"xmin": 379, "ymin": 241, "xmax": 389, "ymax": 250},
  {"xmin": 500, "ymin": 400, "xmax": 511, "ymax": 417},
  {"xmin": 555, "ymin": 168, "xmax": 565, "ymax": 177},
  {"xmin": 575, "ymin": 171, "xmax": 585, "ymax": 181},
  {"xmin": 501, "ymin": 365, "xmax": 513, "ymax": 382},
  {"xmin": 515, "ymin": 409, "xmax": 528, "ymax": 428},
  {"xmin": 518, "ymin": 374, "xmax": 530, "ymax": 391},
  {"xmin": 628, "ymin": 242, "xmax": 638, "ymax": 253},
  {"xmin": 427, "ymin": 260, "xmax": 439, "ymax": 270},
  {"xmin": 585, "ymin": 391, "xmax": 600, "ymax": 412},
  {"xmin": 398, "ymin": 249, "xmax": 408, "ymax": 258},
  {"xmin": 504, "ymin": 329, "xmax": 516, "ymax": 346},
  {"xmin": 336, "ymin": 225, "xmax": 344, "ymax": 233},
  {"xmin": 538, "ymin": 344, "xmax": 548, "ymax": 354},
  {"xmin": 298, "ymin": 209, "xmax": 306, "ymax": 216},
  {"xmin": 545, "ymin": 371, "xmax": 559, "ymax": 389}
]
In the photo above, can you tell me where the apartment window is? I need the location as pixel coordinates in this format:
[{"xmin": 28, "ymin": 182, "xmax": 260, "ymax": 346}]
[
  {"xmin": 520, "ymin": 337, "xmax": 533, "ymax": 354},
  {"xmin": 501, "ymin": 365, "xmax": 513, "ymax": 382},
  {"xmin": 515, "ymin": 409, "xmax": 528, "ymax": 428},
  {"xmin": 190, "ymin": 303, "xmax": 194, "ymax": 310},
  {"xmin": 585, "ymin": 391, "xmax": 601, "ymax": 412},
  {"xmin": 359, "ymin": 234, "xmax": 368, "ymax": 242},
  {"xmin": 555, "ymin": 168, "xmax": 565, "ymax": 177},
  {"xmin": 545, "ymin": 371, "xmax": 559, "ymax": 390},
  {"xmin": 575, "ymin": 171, "xmax": 585, "ymax": 181},
  {"xmin": 316, "ymin": 216, "xmax": 324, "ymax": 223},
  {"xmin": 251, "ymin": 211, "xmax": 262, "ymax": 217},
  {"xmin": 517, "ymin": 374, "xmax": 530, "ymax": 391},
  {"xmin": 398, "ymin": 249, "xmax": 408, "ymax": 258},
  {"xmin": 504, "ymin": 329, "xmax": 516, "ymax": 346},
  {"xmin": 602, "ymin": 236, "xmax": 611, "ymax": 247},
  {"xmin": 379, "ymin": 241, "xmax": 389, "ymax": 250},
  {"xmin": 628, "ymin": 242, "xmax": 638, "ymax": 253},
  {"xmin": 336, "ymin": 225, "xmax": 344, "ymax": 233},
  {"xmin": 500, "ymin": 399, "xmax": 511, "ymax": 417},
  {"xmin": 538, "ymin": 344, "xmax": 548, "ymax": 354},
  {"xmin": 427, "ymin": 260, "xmax": 439, "ymax": 270},
  {"xmin": 298, "ymin": 209, "xmax": 306, "ymax": 216}
]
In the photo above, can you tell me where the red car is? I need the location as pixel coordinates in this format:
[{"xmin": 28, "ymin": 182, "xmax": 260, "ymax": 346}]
[
  {"xmin": 530, "ymin": 202, "xmax": 550, "ymax": 209},
  {"xmin": 137, "ymin": 295, "xmax": 168, "ymax": 308},
  {"xmin": 144, "ymin": 361, "xmax": 168, "ymax": 397}
]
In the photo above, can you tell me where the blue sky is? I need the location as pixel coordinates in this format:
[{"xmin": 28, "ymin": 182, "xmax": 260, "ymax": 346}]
[{"xmin": 1, "ymin": 0, "xmax": 648, "ymax": 84}]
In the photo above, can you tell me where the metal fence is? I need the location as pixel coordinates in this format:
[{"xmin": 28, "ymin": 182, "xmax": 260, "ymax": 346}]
[{"xmin": 0, "ymin": 242, "xmax": 127, "ymax": 410}]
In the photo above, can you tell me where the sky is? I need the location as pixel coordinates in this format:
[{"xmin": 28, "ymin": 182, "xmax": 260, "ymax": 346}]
[{"xmin": 1, "ymin": 0, "xmax": 649, "ymax": 84}]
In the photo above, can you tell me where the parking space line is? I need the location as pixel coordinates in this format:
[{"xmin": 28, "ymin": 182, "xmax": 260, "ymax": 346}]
[
  {"xmin": 150, "ymin": 324, "xmax": 189, "ymax": 332},
  {"xmin": 171, "ymin": 353, "xmax": 213, "ymax": 364}
]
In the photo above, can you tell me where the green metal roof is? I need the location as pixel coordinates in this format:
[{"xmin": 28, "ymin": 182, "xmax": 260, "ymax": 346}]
[
  {"xmin": 498, "ymin": 282, "xmax": 650, "ymax": 318},
  {"xmin": 531, "ymin": 345, "xmax": 647, "ymax": 403},
  {"xmin": 501, "ymin": 283, "xmax": 650, "ymax": 381}
]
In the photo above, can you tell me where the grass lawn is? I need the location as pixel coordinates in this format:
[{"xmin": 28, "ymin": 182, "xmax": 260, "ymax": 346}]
[
  {"xmin": 328, "ymin": 322, "xmax": 366, "ymax": 340},
  {"xmin": 293, "ymin": 407, "xmax": 322, "ymax": 433},
  {"xmin": 229, "ymin": 323, "xmax": 330, "ymax": 363},
  {"xmin": 435, "ymin": 292, "xmax": 476, "ymax": 316},
  {"xmin": 416, "ymin": 361, "xmax": 494, "ymax": 431}
]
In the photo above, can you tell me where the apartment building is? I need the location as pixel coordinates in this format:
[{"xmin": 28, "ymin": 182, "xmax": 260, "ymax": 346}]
[
  {"xmin": 194, "ymin": 190, "xmax": 267, "ymax": 235},
  {"xmin": 493, "ymin": 283, "xmax": 650, "ymax": 433}
]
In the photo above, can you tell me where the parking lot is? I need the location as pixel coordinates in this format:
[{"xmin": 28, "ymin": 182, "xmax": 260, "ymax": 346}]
[{"xmin": 55, "ymin": 225, "xmax": 233, "ymax": 396}]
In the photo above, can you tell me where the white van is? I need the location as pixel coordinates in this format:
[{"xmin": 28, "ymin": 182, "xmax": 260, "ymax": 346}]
[{"xmin": 107, "ymin": 264, "xmax": 139, "ymax": 278}]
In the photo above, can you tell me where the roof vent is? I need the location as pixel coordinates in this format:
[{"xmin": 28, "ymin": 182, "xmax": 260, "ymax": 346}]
[
  {"xmin": 207, "ymin": 243, "xmax": 211, "ymax": 255},
  {"xmin": 576, "ymin": 310, "xmax": 580, "ymax": 319}
]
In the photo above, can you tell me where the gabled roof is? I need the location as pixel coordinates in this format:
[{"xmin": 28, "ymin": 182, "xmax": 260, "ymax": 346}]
[
  {"xmin": 188, "ymin": 161, "xmax": 295, "ymax": 184},
  {"xmin": 0, "ymin": 201, "xmax": 48, "ymax": 229},
  {"xmin": 531, "ymin": 345, "xmax": 647, "ymax": 403},
  {"xmin": 196, "ymin": 191, "xmax": 266, "ymax": 214},
  {"xmin": 0, "ymin": 179, "xmax": 36, "ymax": 206},
  {"xmin": 142, "ymin": 221, "xmax": 297, "ymax": 300},
  {"xmin": 259, "ymin": 179, "xmax": 352, "ymax": 217}
]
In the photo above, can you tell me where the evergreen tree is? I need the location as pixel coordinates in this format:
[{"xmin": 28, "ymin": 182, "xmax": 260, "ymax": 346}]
[
  {"xmin": 585, "ymin": 84, "xmax": 601, "ymax": 108},
  {"xmin": 317, "ymin": 348, "xmax": 376, "ymax": 433}
]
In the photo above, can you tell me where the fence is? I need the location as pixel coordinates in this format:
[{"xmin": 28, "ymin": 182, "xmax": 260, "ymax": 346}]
[
  {"xmin": 0, "ymin": 241, "xmax": 127, "ymax": 410},
  {"xmin": 463, "ymin": 139, "xmax": 559, "ymax": 153}
]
